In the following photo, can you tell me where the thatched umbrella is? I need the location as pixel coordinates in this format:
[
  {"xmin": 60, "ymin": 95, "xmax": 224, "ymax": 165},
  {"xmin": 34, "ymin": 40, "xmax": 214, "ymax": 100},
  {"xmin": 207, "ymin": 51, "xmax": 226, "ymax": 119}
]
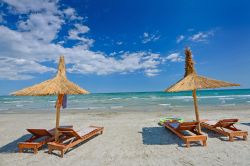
[
  {"xmin": 12, "ymin": 56, "xmax": 89, "ymax": 140},
  {"xmin": 165, "ymin": 48, "xmax": 239, "ymax": 132}
]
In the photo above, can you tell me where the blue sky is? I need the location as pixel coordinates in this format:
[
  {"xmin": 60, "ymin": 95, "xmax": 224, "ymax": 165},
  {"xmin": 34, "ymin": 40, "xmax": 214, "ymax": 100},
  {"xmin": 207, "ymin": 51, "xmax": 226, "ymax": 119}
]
[{"xmin": 0, "ymin": 0, "xmax": 250, "ymax": 95}]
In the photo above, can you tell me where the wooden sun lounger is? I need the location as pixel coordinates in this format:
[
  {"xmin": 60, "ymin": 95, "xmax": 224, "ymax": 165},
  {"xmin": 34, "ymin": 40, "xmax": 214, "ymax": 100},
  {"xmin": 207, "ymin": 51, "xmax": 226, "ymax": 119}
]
[
  {"xmin": 18, "ymin": 128, "xmax": 55, "ymax": 154},
  {"xmin": 48, "ymin": 126, "xmax": 104, "ymax": 157},
  {"xmin": 201, "ymin": 119, "xmax": 248, "ymax": 141},
  {"xmin": 164, "ymin": 121, "xmax": 207, "ymax": 147},
  {"xmin": 18, "ymin": 125, "xmax": 73, "ymax": 154}
]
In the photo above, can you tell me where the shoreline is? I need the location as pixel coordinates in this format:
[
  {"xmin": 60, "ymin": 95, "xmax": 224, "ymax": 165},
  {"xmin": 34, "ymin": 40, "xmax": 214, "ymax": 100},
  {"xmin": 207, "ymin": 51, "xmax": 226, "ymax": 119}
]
[{"xmin": 1, "ymin": 104, "xmax": 250, "ymax": 114}]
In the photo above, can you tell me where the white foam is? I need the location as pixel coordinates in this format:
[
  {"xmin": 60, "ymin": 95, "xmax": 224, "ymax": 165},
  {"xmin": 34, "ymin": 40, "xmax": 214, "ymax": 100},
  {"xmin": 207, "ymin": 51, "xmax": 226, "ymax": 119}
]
[
  {"xmin": 69, "ymin": 107, "xmax": 89, "ymax": 110},
  {"xmin": 48, "ymin": 100, "xmax": 56, "ymax": 103},
  {"xmin": 169, "ymin": 96, "xmax": 192, "ymax": 100},
  {"xmin": 218, "ymin": 98, "xmax": 235, "ymax": 100},
  {"xmin": 4, "ymin": 100, "xmax": 33, "ymax": 103},
  {"xmin": 108, "ymin": 98, "xmax": 121, "ymax": 100},
  {"xmin": 159, "ymin": 104, "xmax": 171, "ymax": 106},
  {"xmin": 110, "ymin": 106, "xmax": 124, "ymax": 109},
  {"xmin": 89, "ymin": 106, "xmax": 106, "ymax": 110},
  {"xmin": 220, "ymin": 104, "xmax": 236, "ymax": 107}
]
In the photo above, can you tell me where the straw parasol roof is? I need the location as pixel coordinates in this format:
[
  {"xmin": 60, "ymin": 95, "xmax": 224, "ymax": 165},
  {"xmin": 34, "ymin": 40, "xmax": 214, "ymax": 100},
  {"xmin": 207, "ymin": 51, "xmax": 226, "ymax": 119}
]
[
  {"xmin": 165, "ymin": 48, "xmax": 239, "ymax": 92},
  {"xmin": 166, "ymin": 74, "xmax": 240, "ymax": 92},
  {"xmin": 12, "ymin": 56, "xmax": 89, "ymax": 96},
  {"xmin": 11, "ymin": 56, "xmax": 89, "ymax": 141},
  {"xmin": 164, "ymin": 48, "xmax": 239, "ymax": 133}
]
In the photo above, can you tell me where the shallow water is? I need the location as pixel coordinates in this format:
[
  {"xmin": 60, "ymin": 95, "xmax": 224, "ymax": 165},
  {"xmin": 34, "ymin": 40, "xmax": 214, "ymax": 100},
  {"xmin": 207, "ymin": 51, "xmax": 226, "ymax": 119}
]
[{"xmin": 1, "ymin": 89, "xmax": 250, "ymax": 111}]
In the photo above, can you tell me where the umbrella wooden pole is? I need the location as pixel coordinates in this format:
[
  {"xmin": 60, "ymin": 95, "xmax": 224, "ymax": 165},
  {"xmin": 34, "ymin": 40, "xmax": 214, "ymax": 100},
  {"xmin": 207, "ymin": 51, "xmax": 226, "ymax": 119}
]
[
  {"xmin": 55, "ymin": 94, "xmax": 64, "ymax": 141},
  {"xmin": 192, "ymin": 89, "xmax": 201, "ymax": 133}
]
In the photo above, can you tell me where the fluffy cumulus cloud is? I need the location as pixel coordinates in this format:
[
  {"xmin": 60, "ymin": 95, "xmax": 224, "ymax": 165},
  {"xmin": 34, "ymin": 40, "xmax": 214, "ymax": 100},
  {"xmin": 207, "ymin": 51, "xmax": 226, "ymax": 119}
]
[
  {"xmin": 2, "ymin": 0, "xmax": 58, "ymax": 14},
  {"xmin": 165, "ymin": 53, "xmax": 183, "ymax": 62},
  {"xmin": 176, "ymin": 35, "xmax": 185, "ymax": 43},
  {"xmin": 0, "ymin": 1, "xmax": 180, "ymax": 80},
  {"xmin": 189, "ymin": 30, "xmax": 214, "ymax": 42},
  {"xmin": 141, "ymin": 32, "xmax": 160, "ymax": 44},
  {"xmin": 176, "ymin": 29, "xmax": 216, "ymax": 44},
  {"xmin": 0, "ymin": 57, "xmax": 55, "ymax": 80}
]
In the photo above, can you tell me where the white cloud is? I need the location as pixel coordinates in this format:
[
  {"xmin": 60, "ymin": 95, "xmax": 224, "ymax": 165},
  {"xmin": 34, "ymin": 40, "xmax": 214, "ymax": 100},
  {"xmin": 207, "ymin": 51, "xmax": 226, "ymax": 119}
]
[
  {"xmin": 144, "ymin": 68, "xmax": 160, "ymax": 77},
  {"xmin": 0, "ymin": 57, "xmax": 55, "ymax": 80},
  {"xmin": 189, "ymin": 30, "xmax": 214, "ymax": 42},
  {"xmin": 18, "ymin": 13, "xmax": 64, "ymax": 43},
  {"xmin": 165, "ymin": 53, "xmax": 183, "ymax": 62},
  {"xmin": 142, "ymin": 32, "xmax": 160, "ymax": 44},
  {"xmin": 2, "ymin": 0, "xmax": 58, "ymax": 14},
  {"xmin": 0, "ymin": 24, "xmax": 163, "ymax": 79},
  {"xmin": 176, "ymin": 35, "xmax": 185, "ymax": 43},
  {"xmin": 0, "ymin": 1, "xmax": 169, "ymax": 80},
  {"xmin": 68, "ymin": 24, "xmax": 94, "ymax": 47},
  {"xmin": 63, "ymin": 7, "xmax": 83, "ymax": 20},
  {"xmin": 116, "ymin": 41, "xmax": 123, "ymax": 45}
]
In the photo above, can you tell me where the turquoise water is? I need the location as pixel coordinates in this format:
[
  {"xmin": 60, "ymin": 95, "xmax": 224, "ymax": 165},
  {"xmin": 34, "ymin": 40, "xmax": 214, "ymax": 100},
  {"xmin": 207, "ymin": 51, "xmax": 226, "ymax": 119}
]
[{"xmin": 1, "ymin": 89, "xmax": 250, "ymax": 111}]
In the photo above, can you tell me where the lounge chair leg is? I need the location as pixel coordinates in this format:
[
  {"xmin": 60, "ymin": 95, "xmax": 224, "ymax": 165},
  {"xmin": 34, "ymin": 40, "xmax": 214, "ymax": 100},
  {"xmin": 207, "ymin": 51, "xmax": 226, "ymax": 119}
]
[
  {"xmin": 186, "ymin": 142, "xmax": 190, "ymax": 148},
  {"xmin": 33, "ymin": 148, "xmax": 38, "ymax": 154},
  {"xmin": 19, "ymin": 148, "xmax": 23, "ymax": 153},
  {"xmin": 229, "ymin": 136, "xmax": 234, "ymax": 142},
  {"xmin": 60, "ymin": 150, "xmax": 64, "ymax": 158},
  {"xmin": 203, "ymin": 140, "xmax": 207, "ymax": 146},
  {"xmin": 243, "ymin": 135, "xmax": 247, "ymax": 141},
  {"xmin": 48, "ymin": 148, "xmax": 52, "ymax": 154}
]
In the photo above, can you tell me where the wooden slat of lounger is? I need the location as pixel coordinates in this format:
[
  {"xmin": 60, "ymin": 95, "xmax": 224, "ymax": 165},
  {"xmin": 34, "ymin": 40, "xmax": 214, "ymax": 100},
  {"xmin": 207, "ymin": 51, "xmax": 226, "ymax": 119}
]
[
  {"xmin": 164, "ymin": 123, "xmax": 207, "ymax": 147},
  {"xmin": 201, "ymin": 120, "xmax": 248, "ymax": 141},
  {"xmin": 48, "ymin": 126, "xmax": 104, "ymax": 157},
  {"xmin": 77, "ymin": 127, "xmax": 99, "ymax": 136},
  {"xmin": 178, "ymin": 122, "xmax": 199, "ymax": 131},
  {"xmin": 27, "ymin": 129, "xmax": 53, "ymax": 137}
]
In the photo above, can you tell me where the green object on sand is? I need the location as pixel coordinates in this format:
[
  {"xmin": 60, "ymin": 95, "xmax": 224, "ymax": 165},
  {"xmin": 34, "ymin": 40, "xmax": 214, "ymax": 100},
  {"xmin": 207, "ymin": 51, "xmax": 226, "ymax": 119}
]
[{"xmin": 158, "ymin": 117, "xmax": 184, "ymax": 126}]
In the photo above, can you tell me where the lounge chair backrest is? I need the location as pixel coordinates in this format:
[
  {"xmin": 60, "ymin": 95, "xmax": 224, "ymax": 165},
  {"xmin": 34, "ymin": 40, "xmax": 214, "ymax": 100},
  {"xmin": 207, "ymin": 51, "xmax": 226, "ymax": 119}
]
[
  {"xmin": 178, "ymin": 122, "xmax": 199, "ymax": 131},
  {"xmin": 27, "ymin": 129, "xmax": 53, "ymax": 137},
  {"xmin": 57, "ymin": 128, "xmax": 82, "ymax": 139},
  {"xmin": 216, "ymin": 119, "xmax": 239, "ymax": 128}
]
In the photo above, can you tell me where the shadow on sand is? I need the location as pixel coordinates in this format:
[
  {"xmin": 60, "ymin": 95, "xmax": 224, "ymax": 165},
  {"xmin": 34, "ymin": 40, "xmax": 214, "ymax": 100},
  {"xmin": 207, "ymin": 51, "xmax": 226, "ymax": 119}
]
[
  {"xmin": 140, "ymin": 127, "xmax": 202, "ymax": 147},
  {"xmin": 241, "ymin": 123, "xmax": 250, "ymax": 127},
  {"xmin": 0, "ymin": 134, "xmax": 31, "ymax": 153}
]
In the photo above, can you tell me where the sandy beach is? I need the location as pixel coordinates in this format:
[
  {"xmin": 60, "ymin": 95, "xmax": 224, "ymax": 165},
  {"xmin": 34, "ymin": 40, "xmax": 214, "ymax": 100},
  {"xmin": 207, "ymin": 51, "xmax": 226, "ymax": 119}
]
[{"xmin": 0, "ymin": 106, "xmax": 249, "ymax": 166}]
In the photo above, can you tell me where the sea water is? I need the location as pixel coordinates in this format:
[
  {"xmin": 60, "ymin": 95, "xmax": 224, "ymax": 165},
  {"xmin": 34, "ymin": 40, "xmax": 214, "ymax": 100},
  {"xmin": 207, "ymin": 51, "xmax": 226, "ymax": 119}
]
[{"xmin": 0, "ymin": 89, "xmax": 250, "ymax": 111}]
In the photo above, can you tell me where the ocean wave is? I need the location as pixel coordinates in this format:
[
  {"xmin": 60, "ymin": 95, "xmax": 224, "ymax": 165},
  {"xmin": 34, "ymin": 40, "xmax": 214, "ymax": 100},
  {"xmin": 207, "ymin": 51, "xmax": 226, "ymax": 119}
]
[
  {"xmin": 170, "ymin": 105, "xmax": 186, "ymax": 108},
  {"xmin": 68, "ymin": 107, "xmax": 89, "ymax": 110},
  {"xmin": 3, "ymin": 101, "xmax": 33, "ymax": 104},
  {"xmin": 159, "ymin": 104, "xmax": 171, "ymax": 106},
  {"xmin": 220, "ymin": 104, "xmax": 236, "ymax": 107},
  {"xmin": 108, "ymin": 98, "xmax": 121, "ymax": 100},
  {"xmin": 88, "ymin": 106, "xmax": 106, "ymax": 110},
  {"xmin": 110, "ymin": 106, "xmax": 124, "ymax": 109},
  {"xmin": 48, "ymin": 100, "xmax": 56, "ymax": 103},
  {"xmin": 15, "ymin": 104, "xmax": 24, "ymax": 107},
  {"xmin": 169, "ymin": 95, "xmax": 250, "ymax": 99},
  {"xmin": 169, "ymin": 96, "xmax": 192, "ymax": 100},
  {"xmin": 218, "ymin": 98, "xmax": 235, "ymax": 100}
]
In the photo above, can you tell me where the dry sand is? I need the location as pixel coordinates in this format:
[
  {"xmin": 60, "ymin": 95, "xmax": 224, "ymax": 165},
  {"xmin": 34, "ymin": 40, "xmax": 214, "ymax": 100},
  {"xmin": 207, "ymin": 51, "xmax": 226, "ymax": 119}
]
[{"xmin": 0, "ymin": 106, "xmax": 249, "ymax": 166}]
